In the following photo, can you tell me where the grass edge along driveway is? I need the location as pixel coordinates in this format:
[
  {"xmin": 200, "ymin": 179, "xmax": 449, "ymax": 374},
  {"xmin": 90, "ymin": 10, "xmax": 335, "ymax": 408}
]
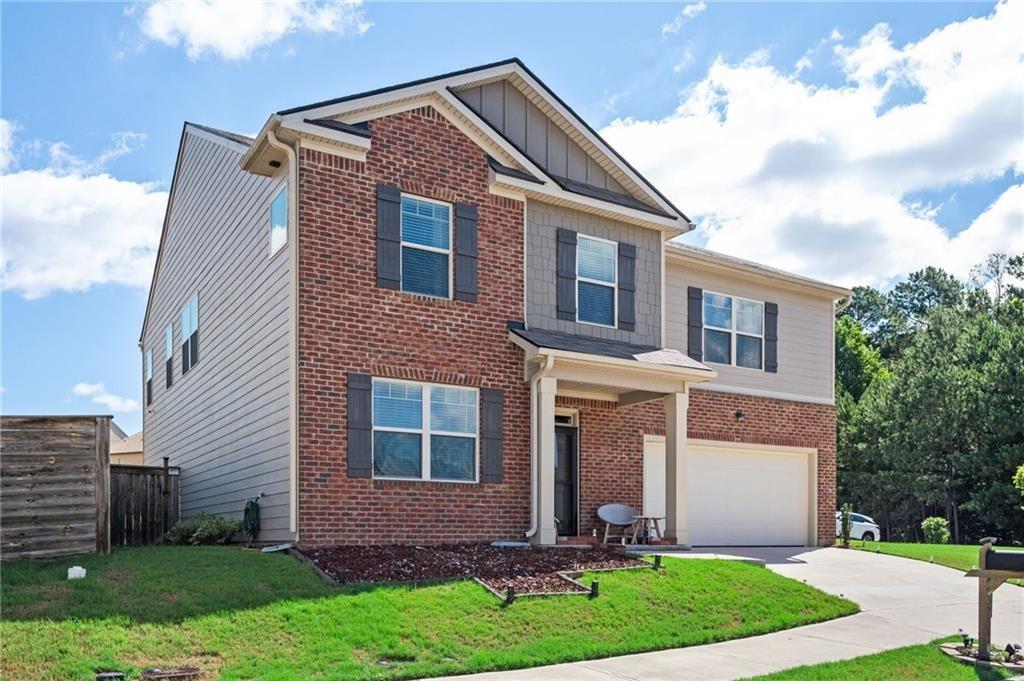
[
  {"xmin": 2, "ymin": 545, "xmax": 857, "ymax": 680},
  {"xmin": 850, "ymin": 540, "xmax": 1023, "ymax": 586},
  {"xmin": 743, "ymin": 637, "xmax": 1016, "ymax": 681}
]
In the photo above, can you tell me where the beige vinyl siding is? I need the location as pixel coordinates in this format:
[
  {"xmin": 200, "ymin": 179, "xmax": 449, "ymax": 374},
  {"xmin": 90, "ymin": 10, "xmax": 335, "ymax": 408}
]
[
  {"xmin": 142, "ymin": 128, "xmax": 293, "ymax": 541},
  {"xmin": 665, "ymin": 259, "xmax": 835, "ymax": 403}
]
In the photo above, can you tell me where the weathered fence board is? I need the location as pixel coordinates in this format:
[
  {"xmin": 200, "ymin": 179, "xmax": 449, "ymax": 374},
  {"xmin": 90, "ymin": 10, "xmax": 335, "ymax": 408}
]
[
  {"xmin": 1, "ymin": 416, "xmax": 111, "ymax": 560},
  {"xmin": 109, "ymin": 462, "xmax": 180, "ymax": 547}
]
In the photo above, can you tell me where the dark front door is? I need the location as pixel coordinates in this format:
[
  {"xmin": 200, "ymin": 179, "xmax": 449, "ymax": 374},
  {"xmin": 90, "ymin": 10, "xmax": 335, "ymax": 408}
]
[{"xmin": 554, "ymin": 425, "xmax": 578, "ymax": 536}]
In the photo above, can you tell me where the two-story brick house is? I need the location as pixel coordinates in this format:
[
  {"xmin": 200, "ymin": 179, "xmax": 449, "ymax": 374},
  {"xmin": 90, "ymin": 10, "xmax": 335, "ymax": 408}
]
[{"xmin": 140, "ymin": 59, "xmax": 850, "ymax": 548}]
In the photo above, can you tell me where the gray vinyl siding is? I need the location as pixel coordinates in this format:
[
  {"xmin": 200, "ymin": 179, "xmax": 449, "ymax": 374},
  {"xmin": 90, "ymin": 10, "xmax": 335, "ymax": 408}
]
[
  {"xmin": 527, "ymin": 202, "xmax": 661, "ymax": 346},
  {"xmin": 665, "ymin": 259, "xmax": 835, "ymax": 403},
  {"xmin": 456, "ymin": 82, "xmax": 628, "ymax": 194},
  {"xmin": 141, "ymin": 128, "xmax": 293, "ymax": 541}
]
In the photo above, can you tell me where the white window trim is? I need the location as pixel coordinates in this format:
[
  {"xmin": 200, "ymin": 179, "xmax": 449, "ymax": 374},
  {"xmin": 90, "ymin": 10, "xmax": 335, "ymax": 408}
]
[
  {"xmin": 269, "ymin": 184, "xmax": 288, "ymax": 258},
  {"xmin": 702, "ymin": 290, "xmax": 765, "ymax": 371},
  {"xmin": 371, "ymin": 378, "xmax": 479, "ymax": 483},
  {"xmin": 399, "ymin": 193, "xmax": 453, "ymax": 300},
  {"xmin": 575, "ymin": 233, "xmax": 618, "ymax": 328}
]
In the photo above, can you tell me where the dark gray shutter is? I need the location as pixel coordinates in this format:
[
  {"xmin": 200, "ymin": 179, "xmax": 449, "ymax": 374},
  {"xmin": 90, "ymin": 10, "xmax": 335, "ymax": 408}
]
[
  {"xmin": 480, "ymin": 388, "xmax": 504, "ymax": 483},
  {"xmin": 165, "ymin": 359, "xmax": 172, "ymax": 389},
  {"xmin": 764, "ymin": 302, "xmax": 779, "ymax": 373},
  {"xmin": 687, "ymin": 286, "xmax": 703, "ymax": 361},
  {"xmin": 376, "ymin": 184, "xmax": 401, "ymax": 290},
  {"xmin": 617, "ymin": 242, "xmax": 636, "ymax": 332},
  {"xmin": 454, "ymin": 202, "xmax": 478, "ymax": 302},
  {"xmin": 190, "ymin": 330, "xmax": 199, "ymax": 367},
  {"xmin": 347, "ymin": 372, "xmax": 373, "ymax": 478},
  {"xmin": 146, "ymin": 379, "xmax": 152, "ymax": 406},
  {"xmin": 556, "ymin": 228, "xmax": 577, "ymax": 321}
]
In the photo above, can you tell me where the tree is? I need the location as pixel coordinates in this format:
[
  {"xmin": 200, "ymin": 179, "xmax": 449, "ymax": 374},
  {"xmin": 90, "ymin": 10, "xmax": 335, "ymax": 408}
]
[{"xmin": 835, "ymin": 316, "xmax": 887, "ymax": 401}]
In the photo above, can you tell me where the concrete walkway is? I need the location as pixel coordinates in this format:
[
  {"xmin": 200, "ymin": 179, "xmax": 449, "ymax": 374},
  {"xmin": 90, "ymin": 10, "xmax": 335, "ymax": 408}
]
[{"xmin": 443, "ymin": 547, "xmax": 1024, "ymax": 680}]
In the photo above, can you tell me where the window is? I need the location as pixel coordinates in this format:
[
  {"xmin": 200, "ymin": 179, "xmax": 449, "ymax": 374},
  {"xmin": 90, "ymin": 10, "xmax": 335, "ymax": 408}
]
[
  {"xmin": 164, "ymin": 324, "xmax": 173, "ymax": 388},
  {"xmin": 371, "ymin": 379, "xmax": 477, "ymax": 481},
  {"xmin": 180, "ymin": 294, "xmax": 199, "ymax": 374},
  {"xmin": 269, "ymin": 187, "xmax": 287, "ymax": 255},
  {"xmin": 703, "ymin": 292, "xmax": 764, "ymax": 370},
  {"xmin": 144, "ymin": 350, "xmax": 153, "ymax": 406},
  {"xmin": 576, "ymin": 235, "xmax": 617, "ymax": 326},
  {"xmin": 400, "ymin": 195, "xmax": 451, "ymax": 298}
]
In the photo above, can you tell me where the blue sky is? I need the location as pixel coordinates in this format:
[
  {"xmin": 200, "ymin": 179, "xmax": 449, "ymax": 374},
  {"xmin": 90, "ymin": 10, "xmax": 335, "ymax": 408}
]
[{"xmin": 2, "ymin": 1, "xmax": 1022, "ymax": 432}]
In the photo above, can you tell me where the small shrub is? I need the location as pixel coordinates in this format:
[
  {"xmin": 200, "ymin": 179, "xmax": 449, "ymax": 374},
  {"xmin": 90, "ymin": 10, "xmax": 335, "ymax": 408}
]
[
  {"xmin": 164, "ymin": 513, "xmax": 240, "ymax": 545},
  {"xmin": 921, "ymin": 516, "xmax": 950, "ymax": 544},
  {"xmin": 840, "ymin": 503, "xmax": 852, "ymax": 547}
]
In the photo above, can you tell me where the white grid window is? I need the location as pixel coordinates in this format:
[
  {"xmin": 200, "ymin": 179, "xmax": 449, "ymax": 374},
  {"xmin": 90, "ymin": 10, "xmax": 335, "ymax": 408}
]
[
  {"xmin": 371, "ymin": 379, "xmax": 478, "ymax": 482},
  {"xmin": 703, "ymin": 292, "xmax": 764, "ymax": 370},
  {"xmin": 400, "ymin": 195, "xmax": 451, "ymax": 299}
]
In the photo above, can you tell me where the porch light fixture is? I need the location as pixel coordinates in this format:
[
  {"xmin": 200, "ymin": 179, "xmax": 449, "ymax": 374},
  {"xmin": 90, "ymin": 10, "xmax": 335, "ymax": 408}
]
[{"xmin": 734, "ymin": 409, "xmax": 745, "ymax": 422}]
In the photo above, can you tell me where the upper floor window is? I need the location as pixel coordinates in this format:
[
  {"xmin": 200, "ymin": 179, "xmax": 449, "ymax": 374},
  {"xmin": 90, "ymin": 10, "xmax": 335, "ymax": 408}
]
[
  {"xmin": 269, "ymin": 187, "xmax": 287, "ymax": 255},
  {"xmin": 371, "ymin": 379, "xmax": 477, "ymax": 482},
  {"xmin": 164, "ymin": 324, "xmax": 174, "ymax": 388},
  {"xmin": 703, "ymin": 292, "xmax": 764, "ymax": 370},
  {"xmin": 180, "ymin": 294, "xmax": 200, "ymax": 374},
  {"xmin": 144, "ymin": 350, "xmax": 153, "ymax": 406},
  {"xmin": 577, "ymin": 235, "xmax": 617, "ymax": 327},
  {"xmin": 400, "ymin": 195, "xmax": 451, "ymax": 298}
]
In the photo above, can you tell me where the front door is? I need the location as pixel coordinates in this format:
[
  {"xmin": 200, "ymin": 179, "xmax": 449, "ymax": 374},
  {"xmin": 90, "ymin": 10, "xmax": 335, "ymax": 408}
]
[{"xmin": 554, "ymin": 425, "xmax": 578, "ymax": 536}]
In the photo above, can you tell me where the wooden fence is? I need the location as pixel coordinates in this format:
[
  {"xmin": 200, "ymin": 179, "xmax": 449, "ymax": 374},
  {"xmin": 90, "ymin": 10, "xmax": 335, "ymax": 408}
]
[
  {"xmin": 110, "ymin": 460, "xmax": 180, "ymax": 547},
  {"xmin": 1, "ymin": 415, "xmax": 111, "ymax": 560}
]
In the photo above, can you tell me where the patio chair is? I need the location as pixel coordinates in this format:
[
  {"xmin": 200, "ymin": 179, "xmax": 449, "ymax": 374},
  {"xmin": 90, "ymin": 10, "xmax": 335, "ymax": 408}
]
[{"xmin": 597, "ymin": 503, "xmax": 640, "ymax": 544}]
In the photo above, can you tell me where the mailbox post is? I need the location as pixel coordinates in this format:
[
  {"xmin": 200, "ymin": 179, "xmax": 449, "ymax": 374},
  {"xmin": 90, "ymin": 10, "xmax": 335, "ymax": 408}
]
[{"xmin": 965, "ymin": 537, "xmax": 1024, "ymax": 661}]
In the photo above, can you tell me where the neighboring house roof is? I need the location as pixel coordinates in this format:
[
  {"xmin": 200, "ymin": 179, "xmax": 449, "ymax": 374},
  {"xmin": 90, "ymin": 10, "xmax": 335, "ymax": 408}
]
[
  {"xmin": 242, "ymin": 58, "xmax": 691, "ymax": 233},
  {"xmin": 109, "ymin": 421, "xmax": 128, "ymax": 440},
  {"xmin": 509, "ymin": 326, "xmax": 711, "ymax": 373},
  {"xmin": 187, "ymin": 123, "xmax": 254, "ymax": 147},
  {"xmin": 110, "ymin": 430, "xmax": 143, "ymax": 455},
  {"xmin": 666, "ymin": 242, "xmax": 853, "ymax": 300}
]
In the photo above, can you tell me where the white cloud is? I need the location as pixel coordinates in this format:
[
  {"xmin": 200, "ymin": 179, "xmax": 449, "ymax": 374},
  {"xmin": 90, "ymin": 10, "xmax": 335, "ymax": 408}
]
[
  {"xmin": 72, "ymin": 383, "xmax": 139, "ymax": 413},
  {"xmin": 135, "ymin": 0, "xmax": 371, "ymax": 61},
  {"xmin": 673, "ymin": 47, "xmax": 695, "ymax": 73},
  {"xmin": 662, "ymin": 1, "xmax": 706, "ymax": 36},
  {"xmin": 605, "ymin": 0, "xmax": 1024, "ymax": 287},
  {"xmin": 1, "ymin": 122, "xmax": 167, "ymax": 299},
  {"xmin": 1, "ymin": 118, "xmax": 18, "ymax": 171}
]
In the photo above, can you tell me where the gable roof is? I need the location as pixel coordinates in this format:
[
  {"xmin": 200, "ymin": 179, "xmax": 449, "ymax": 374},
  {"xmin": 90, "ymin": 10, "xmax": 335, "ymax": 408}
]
[
  {"xmin": 245, "ymin": 59, "xmax": 691, "ymax": 233},
  {"xmin": 138, "ymin": 122, "xmax": 253, "ymax": 343}
]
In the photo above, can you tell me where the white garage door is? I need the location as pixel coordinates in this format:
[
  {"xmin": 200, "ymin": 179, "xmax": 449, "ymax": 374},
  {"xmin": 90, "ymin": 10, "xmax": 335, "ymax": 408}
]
[{"xmin": 643, "ymin": 439, "xmax": 812, "ymax": 546}]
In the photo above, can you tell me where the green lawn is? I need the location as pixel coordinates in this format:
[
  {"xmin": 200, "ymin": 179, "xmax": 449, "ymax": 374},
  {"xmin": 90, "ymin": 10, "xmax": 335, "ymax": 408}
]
[
  {"xmin": 1, "ymin": 547, "xmax": 857, "ymax": 680},
  {"xmin": 745, "ymin": 638, "xmax": 1015, "ymax": 680},
  {"xmin": 850, "ymin": 540, "xmax": 1023, "ymax": 585}
]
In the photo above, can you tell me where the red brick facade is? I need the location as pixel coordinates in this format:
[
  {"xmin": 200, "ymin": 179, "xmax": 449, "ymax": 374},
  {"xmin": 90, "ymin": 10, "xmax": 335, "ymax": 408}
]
[
  {"xmin": 295, "ymin": 104, "xmax": 836, "ymax": 548},
  {"xmin": 557, "ymin": 390, "xmax": 836, "ymax": 547},
  {"xmin": 296, "ymin": 106, "xmax": 530, "ymax": 546}
]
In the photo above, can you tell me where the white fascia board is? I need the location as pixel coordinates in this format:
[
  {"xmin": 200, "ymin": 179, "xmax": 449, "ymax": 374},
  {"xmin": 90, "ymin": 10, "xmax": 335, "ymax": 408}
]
[
  {"xmin": 492, "ymin": 173, "xmax": 686, "ymax": 235},
  {"xmin": 506, "ymin": 63, "xmax": 683, "ymax": 221},
  {"xmin": 282, "ymin": 120, "xmax": 372, "ymax": 152}
]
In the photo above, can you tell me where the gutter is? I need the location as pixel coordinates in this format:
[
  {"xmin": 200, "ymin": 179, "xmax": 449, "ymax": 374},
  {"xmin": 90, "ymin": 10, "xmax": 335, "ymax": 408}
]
[
  {"xmin": 524, "ymin": 354, "xmax": 555, "ymax": 540},
  {"xmin": 264, "ymin": 128, "xmax": 300, "ymax": 540},
  {"xmin": 834, "ymin": 292, "xmax": 854, "ymax": 316}
]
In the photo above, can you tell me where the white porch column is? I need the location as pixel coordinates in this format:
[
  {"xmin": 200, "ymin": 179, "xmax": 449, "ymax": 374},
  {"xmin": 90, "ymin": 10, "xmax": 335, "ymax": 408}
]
[
  {"xmin": 664, "ymin": 389, "xmax": 689, "ymax": 545},
  {"xmin": 534, "ymin": 376, "xmax": 558, "ymax": 545}
]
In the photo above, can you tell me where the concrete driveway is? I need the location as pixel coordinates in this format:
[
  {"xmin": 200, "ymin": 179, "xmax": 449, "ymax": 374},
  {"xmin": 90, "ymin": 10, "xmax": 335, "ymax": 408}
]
[{"xmin": 444, "ymin": 547, "xmax": 1024, "ymax": 680}]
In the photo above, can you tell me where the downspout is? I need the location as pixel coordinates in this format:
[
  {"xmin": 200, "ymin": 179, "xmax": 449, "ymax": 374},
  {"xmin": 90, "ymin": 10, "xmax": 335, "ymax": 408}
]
[
  {"xmin": 524, "ymin": 353, "xmax": 555, "ymax": 539},
  {"xmin": 265, "ymin": 127, "xmax": 300, "ymax": 540}
]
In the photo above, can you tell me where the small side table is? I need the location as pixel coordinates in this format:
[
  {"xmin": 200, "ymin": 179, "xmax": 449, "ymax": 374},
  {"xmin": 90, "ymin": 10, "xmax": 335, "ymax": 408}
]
[{"xmin": 631, "ymin": 515, "xmax": 665, "ymax": 544}]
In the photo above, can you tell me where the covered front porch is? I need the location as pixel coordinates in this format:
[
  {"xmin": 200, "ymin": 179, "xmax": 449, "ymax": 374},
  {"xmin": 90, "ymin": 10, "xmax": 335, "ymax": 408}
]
[{"xmin": 509, "ymin": 327, "xmax": 715, "ymax": 546}]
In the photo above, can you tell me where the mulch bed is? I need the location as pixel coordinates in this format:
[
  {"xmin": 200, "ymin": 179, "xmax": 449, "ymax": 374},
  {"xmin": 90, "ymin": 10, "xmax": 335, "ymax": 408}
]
[{"xmin": 304, "ymin": 543, "xmax": 646, "ymax": 595}]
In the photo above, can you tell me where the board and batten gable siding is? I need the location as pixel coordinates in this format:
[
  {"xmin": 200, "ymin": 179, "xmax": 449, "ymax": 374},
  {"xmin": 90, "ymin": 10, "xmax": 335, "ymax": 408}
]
[
  {"xmin": 527, "ymin": 202, "xmax": 661, "ymax": 346},
  {"xmin": 456, "ymin": 81, "xmax": 630, "ymax": 196},
  {"xmin": 665, "ymin": 258, "xmax": 836, "ymax": 403},
  {"xmin": 141, "ymin": 128, "xmax": 293, "ymax": 541}
]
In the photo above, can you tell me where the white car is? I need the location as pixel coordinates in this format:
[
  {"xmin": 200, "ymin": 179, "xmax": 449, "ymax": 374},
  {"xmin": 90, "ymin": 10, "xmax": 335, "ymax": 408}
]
[{"xmin": 836, "ymin": 511, "xmax": 880, "ymax": 541}]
